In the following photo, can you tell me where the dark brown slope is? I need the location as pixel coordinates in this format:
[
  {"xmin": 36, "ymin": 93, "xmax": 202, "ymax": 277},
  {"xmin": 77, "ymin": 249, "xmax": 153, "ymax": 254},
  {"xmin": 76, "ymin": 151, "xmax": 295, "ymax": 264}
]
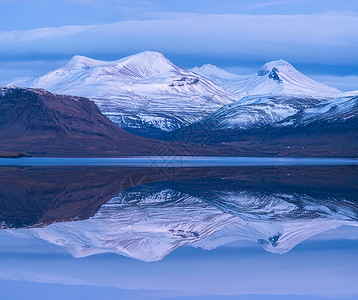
[{"xmin": 0, "ymin": 87, "xmax": 172, "ymax": 156}]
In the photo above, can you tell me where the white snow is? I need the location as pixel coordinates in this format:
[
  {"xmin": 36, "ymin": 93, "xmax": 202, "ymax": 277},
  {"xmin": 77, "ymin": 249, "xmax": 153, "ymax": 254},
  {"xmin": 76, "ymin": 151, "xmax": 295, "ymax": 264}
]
[
  {"xmin": 288, "ymin": 95, "xmax": 358, "ymax": 125},
  {"xmin": 9, "ymin": 51, "xmax": 238, "ymax": 132},
  {"xmin": 7, "ymin": 53, "xmax": 356, "ymax": 132},
  {"xmin": 191, "ymin": 60, "xmax": 342, "ymax": 98},
  {"xmin": 196, "ymin": 93, "xmax": 325, "ymax": 130}
]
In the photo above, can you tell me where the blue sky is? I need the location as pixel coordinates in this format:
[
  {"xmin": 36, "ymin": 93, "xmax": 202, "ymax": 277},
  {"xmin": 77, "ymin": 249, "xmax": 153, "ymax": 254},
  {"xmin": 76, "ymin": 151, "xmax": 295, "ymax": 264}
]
[{"xmin": 0, "ymin": 0, "xmax": 358, "ymax": 90}]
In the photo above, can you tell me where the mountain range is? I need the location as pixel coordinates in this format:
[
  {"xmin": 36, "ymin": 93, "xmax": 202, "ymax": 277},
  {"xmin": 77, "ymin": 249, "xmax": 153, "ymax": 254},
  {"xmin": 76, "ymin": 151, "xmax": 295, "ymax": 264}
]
[
  {"xmin": 191, "ymin": 60, "xmax": 341, "ymax": 98},
  {"xmin": 4, "ymin": 51, "xmax": 358, "ymax": 157},
  {"xmin": 10, "ymin": 51, "xmax": 352, "ymax": 136},
  {"xmin": 9, "ymin": 51, "xmax": 238, "ymax": 137},
  {"xmin": 172, "ymin": 94, "xmax": 358, "ymax": 157}
]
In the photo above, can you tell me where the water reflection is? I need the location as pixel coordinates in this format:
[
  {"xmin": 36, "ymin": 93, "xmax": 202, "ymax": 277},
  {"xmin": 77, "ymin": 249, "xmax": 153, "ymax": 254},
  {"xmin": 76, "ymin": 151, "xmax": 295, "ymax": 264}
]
[{"xmin": 0, "ymin": 166, "xmax": 357, "ymax": 261}]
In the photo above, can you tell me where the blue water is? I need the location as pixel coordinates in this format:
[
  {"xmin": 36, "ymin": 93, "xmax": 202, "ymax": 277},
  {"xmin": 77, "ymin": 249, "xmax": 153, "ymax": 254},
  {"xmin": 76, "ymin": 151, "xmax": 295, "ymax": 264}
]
[
  {"xmin": 1, "ymin": 162, "xmax": 358, "ymax": 299},
  {"xmin": 0, "ymin": 156, "xmax": 357, "ymax": 167}
]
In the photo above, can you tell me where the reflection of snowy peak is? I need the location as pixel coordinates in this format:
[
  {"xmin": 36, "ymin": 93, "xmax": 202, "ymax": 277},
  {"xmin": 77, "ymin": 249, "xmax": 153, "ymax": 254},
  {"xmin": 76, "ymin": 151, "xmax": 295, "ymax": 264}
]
[
  {"xmin": 10, "ymin": 51, "xmax": 237, "ymax": 136},
  {"xmin": 14, "ymin": 184, "xmax": 358, "ymax": 262},
  {"xmin": 16, "ymin": 190, "xmax": 238, "ymax": 262},
  {"xmin": 192, "ymin": 60, "xmax": 341, "ymax": 98}
]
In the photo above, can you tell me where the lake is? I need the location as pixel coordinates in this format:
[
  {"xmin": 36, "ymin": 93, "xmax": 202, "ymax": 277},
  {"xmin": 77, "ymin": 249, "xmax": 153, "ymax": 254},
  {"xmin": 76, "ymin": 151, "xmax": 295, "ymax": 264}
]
[{"xmin": 0, "ymin": 162, "xmax": 357, "ymax": 299}]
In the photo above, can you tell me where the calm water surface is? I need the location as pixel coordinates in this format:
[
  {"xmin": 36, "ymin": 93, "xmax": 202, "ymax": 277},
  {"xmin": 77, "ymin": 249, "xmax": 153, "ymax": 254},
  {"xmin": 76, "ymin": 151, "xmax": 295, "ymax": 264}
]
[
  {"xmin": 0, "ymin": 164, "xmax": 357, "ymax": 299},
  {"xmin": 0, "ymin": 156, "xmax": 357, "ymax": 166}
]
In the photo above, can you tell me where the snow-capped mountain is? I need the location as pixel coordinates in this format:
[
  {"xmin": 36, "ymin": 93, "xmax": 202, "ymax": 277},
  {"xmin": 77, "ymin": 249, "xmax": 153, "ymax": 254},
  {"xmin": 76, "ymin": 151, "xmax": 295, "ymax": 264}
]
[
  {"xmin": 10, "ymin": 51, "xmax": 238, "ymax": 136},
  {"xmin": 187, "ymin": 94, "xmax": 324, "ymax": 130},
  {"xmin": 8, "ymin": 53, "xmax": 353, "ymax": 140},
  {"xmin": 186, "ymin": 60, "xmax": 346, "ymax": 132},
  {"xmin": 191, "ymin": 60, "xmax": 341, "ymax": 98},
  {"xmin": 176, "ymin": 62, "xmax": 357, "ymax": 136},
  {"xmin": 173, "ymin": 94, "xmax": 358, "ymax": 157},
  {"xmin": 188, "ymin": 94, "xmax": 358, "ymax": 132},
  {"xmin": 280, "ymin": 95, "xmax": 358, "ymax": 126}
]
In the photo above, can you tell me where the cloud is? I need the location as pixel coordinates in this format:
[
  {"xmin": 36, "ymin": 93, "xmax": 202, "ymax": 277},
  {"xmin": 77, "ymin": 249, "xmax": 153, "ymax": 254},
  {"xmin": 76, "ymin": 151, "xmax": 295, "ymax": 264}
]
[
  {"xmin": 0, "ymin": 13, "xmax": 356, "ymax": 64},
  {"xmin": 242, "ymin": 0, "xmax": 294, "ymax": 11},
  {"xmin": 0, "ymin": 24, "xmax": 95, "ymax": 42},
  {"xmin": 0, "ymin": 12, "xmax": 357, "ymax": 83}
]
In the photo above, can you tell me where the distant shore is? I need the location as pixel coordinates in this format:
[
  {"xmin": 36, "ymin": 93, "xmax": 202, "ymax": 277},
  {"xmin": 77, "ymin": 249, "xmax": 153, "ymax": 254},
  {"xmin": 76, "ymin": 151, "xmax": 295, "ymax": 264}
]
[{"xmin": 0, "ymin": 151, "xmax": 31, "ymax": 158}]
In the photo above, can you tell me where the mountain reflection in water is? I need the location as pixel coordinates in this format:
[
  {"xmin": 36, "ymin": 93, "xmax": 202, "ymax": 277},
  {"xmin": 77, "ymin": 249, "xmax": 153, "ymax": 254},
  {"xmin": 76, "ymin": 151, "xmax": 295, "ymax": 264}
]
[{"xmin": 0, "ymin": 166, "xmax": 357, "ymax": 261}]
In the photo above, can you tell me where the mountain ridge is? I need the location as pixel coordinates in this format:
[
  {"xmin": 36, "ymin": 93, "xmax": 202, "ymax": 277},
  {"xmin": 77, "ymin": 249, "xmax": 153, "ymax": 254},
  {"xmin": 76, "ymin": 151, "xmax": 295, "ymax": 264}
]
[
  {"xmin": 9, "ymin": 51, "xmax": 238, "ymax": 137},
  {"xmin": 7, "ymin": 51, "xmax": 356, "ymax": 144},
  {"xmin": 171, "ymin": 94, "xmax": 358, "ymax": 157},
  {"xmin": 191, "ymin": 59, "xmax": 342, "ymax": 98}
]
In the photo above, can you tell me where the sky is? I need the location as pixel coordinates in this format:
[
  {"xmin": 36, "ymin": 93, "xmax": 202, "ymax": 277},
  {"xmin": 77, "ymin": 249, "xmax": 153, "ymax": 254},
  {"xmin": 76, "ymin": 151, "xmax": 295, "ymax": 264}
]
[
  {"xmin": 0, "ymin": 226, "xmax": 358, "ymax": 299},
  {"xmin": 0, "ymin": 0, "xmax": 357, "ymax": 89}
]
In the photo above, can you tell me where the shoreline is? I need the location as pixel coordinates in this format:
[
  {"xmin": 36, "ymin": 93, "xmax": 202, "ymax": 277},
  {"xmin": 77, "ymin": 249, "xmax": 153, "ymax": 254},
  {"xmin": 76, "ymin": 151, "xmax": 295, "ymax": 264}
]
[{"xmin": 0, "ymin": 156, "xmax": 357, "ymax": 167}]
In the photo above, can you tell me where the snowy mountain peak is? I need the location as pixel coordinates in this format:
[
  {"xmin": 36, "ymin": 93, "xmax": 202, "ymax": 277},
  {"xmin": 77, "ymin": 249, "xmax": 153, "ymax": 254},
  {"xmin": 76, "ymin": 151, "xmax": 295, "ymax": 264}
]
[
  {"xmin": 257, "ymin": 59, "xmax": 296, "ymax": 80},
  {"xmin": 7, "ymin": 51, "xmax": 238, "ymax": 135},
  {"xmin": 116, "ymin": 50, "xmax": 170, "ymax": 66},
  {"xmin": 262, "ymin": 59, "xmax": 292, "ymax": 68},
  {"xmin": 192, "ymin": 64, "xmax": 221, "ymax": 73},
  {"xmin": 254, "ymin": 59, "xmax": 341, "ymax": 96},
  {"xmin": 62, "ymin": 51, "xmax": 178, "ymax": 78},
  {"xmin": 191, "ymin": 64, "xmax": 240, "ymax": 80},
  {"xmin": 65, "ymin": 55, "xmax": 103, "ymax": 71},
  {"xmin": 192, "ymin": 59, "xmax": 341, "ymax": 98},
  {"xmin": 112, "ymin": 50, "xmax": 180, "ymax": 78},
  {"xmin": 123, "ymin": 50, "xmax": 167, "ymax": 61}
]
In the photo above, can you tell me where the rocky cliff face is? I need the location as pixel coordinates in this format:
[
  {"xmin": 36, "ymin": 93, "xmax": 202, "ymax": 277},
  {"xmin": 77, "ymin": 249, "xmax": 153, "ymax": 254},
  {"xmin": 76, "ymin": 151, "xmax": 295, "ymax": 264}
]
[{"xmin": 0, "ymin": 87, "xmax": 167, "ymax": 156}]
